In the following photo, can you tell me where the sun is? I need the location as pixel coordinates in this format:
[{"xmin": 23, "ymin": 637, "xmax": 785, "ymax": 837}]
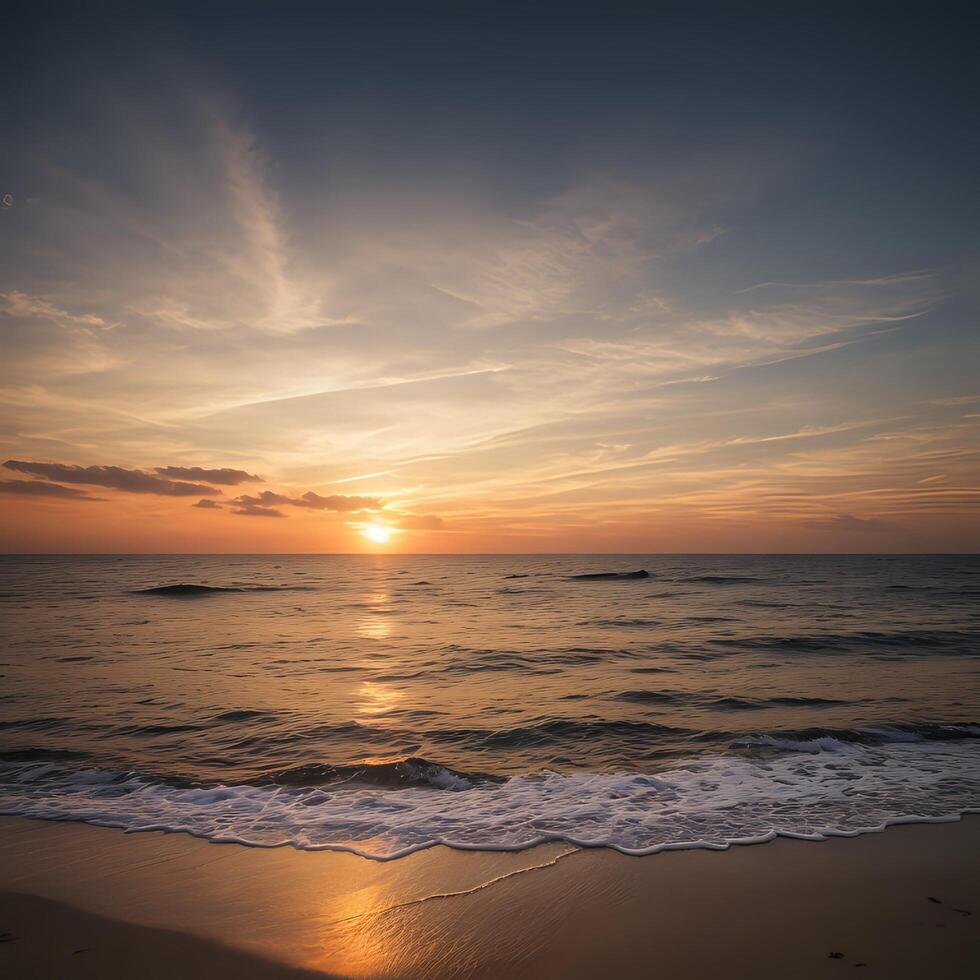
[{"xmin": 361, "ymin": 523, "xmax": 392, "ymax": 544}]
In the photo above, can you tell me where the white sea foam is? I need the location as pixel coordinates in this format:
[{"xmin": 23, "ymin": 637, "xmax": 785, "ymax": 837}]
[{"xmin": 2, "ymin": 739, "xmax": 978, "ymax": 860}]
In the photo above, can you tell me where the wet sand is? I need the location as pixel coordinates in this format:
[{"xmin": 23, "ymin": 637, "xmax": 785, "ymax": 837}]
[
  {"xmin": 0, "ymin": 892, "xmax": 328, "ymax": 979},
  {"xmin": 1, "ymin": 815, "xmax": 978, "ymax": 978}
]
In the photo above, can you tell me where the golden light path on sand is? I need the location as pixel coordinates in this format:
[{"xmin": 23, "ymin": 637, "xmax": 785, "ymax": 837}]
[{"xmin": 1, "ymin": 816, "xmax": 979, "ymax": 977}]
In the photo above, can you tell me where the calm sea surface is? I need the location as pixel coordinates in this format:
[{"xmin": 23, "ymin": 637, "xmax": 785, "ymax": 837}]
[{"xmin": 1, "ymin": 554, "xmax": 978, "ymax": 857}]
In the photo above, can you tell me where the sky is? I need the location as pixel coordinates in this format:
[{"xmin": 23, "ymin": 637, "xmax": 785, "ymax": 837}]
[{"xmin": 1, "ymin": 2, "xmax": 977, "ymax": 553}]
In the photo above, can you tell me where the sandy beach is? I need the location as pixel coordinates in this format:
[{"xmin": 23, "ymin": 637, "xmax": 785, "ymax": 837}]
[{"xmin": 1, "ymin": 816, "xmax": 978, "ymax": 978}]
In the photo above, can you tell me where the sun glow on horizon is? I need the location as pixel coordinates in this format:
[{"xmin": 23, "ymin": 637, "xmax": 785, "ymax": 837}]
[{"xmin": 361, "ymin": 523, "xmax": 392, "ymax": 544}]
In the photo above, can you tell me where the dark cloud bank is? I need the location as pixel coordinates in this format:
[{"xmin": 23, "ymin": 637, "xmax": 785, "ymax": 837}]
[
  {"xmin": 4, "ymin": 460, "xmax": 219, "ymax": 497},
  {"xmin": 231, "ymin": 490, "xmax": 382, "ymax": 518},
  {"xmin": 155, "ymin": 466, "xmax": 261, "ymax": 485},
  {"xmin": 0, "ymin": 479, "xmax": 99, "ymax": 499},
  {"xmin": 2, "ymin": 459, "xmax": 444, "ymax": 530}
]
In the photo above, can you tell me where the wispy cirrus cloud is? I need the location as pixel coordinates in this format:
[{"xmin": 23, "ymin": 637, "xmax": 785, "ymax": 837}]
[
  {"xmin": 800, "ymin": 513, "xmax": 898, "ymax": 532},
  {"xmin": 1, "ymin": 84, "xmax": 975, "ymax": 551},
  {"xmin": 0, "ymin": 291, "xmax": 113, "ymax": 329}
]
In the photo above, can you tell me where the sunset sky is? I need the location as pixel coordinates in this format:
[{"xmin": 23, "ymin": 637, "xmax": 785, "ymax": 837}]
[{"xmin": 1, "ymin": 3, "xmax": 977, "ymax": 553}]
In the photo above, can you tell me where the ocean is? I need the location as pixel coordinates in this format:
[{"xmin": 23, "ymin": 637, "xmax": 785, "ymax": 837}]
[{"xmin": 1, "ymin": 554, "xmax": 978, "ymax": 858}]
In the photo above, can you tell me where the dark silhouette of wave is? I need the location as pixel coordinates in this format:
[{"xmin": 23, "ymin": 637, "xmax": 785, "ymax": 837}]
[
  {"xmin": 254, "ymin": 757, "xmax": 499, "ymax": 790},
  {"xmin": 613, "ymin": 690, "xmax": 850, "ymax": 709},
  {"xmin": 708, "ymin": 629, "xmax": 980, "ymax": 657},
  {"xmin": 133, "ymin": 583, "xmax": 312, "ymax": 597},
  {"xmin": 570, "ymin": 570, "xmax": 650, "ymax": 581}
]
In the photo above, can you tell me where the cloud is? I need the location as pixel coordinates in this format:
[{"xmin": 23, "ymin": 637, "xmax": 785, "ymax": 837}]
[
  {"xmin": 395, "ymin": 513, "xmax": 445, "ymax": 530},
  {"xmin": 295, "ymin": 491, "xmax": 382, "ymax": 512},
  {"xmin": 1, "ymin": 290, "xmax": 112, "ymax": 329},
  {"xmin": 0, "ymin": 290, "xmax": 124, "ymax": 377},
  {"xmin": 230, "ymin": 490, "xmax": 382, "ymax": 514},
  {"xmin": 4, "ymin": 460, "xmax": 220, "ymax": 497},
  {"xmin": 0, "ymin": 85, "xmax": 970, "ymax": 552},
  {"xmin": 232, "ymin": 491, "xmax": 292, "ymax": 509},
  {"xmin": 801, "ymin": 513, "xmax": 898, "ymax": 532},
  {"xmin": 156, "ymin": 466, "xmax": 262, "ymax": 485},
  {"xmin": 0, "ymin": 479, "xmax": 98, "ymax": 499},
  {"xmin": 192, "ymin": 498, "xmax": 222, "ymax": 509},
  {"xmin": 928, "ymin": 394, "xmax": 980, "ymax": 407},
  {"xmin": 232, "ymin": 499, "xmax": 285, "ymax": 518}
]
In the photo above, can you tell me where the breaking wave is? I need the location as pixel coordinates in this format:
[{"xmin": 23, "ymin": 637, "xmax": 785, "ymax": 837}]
[{"xmin": 1, "ymin": 728, "xmax": 977, "ymax": 860}]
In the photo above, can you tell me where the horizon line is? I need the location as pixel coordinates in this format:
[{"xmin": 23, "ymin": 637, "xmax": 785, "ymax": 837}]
[{"xmin": 1, "ymin": 551, "xmax": 978, "ymax": 558}]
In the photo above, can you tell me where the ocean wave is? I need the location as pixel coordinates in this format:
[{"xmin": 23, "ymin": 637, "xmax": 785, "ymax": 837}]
[
  {"xmin": 132, "ymin": 583, "xmax": 313, "ymax": 597},
  {"xmin": 708, "ymin": 629, "xmax": 980, "ymax": 657},
  {"xmin": 426, "ymin": 718, "xmax": 695, "ymax": 750},
  {"xmin": 1, "ymin": 739, "xmax": 977, "ymax": 860},
  {"xmin": 569, "ymin": 570, "xmax": 651, "ymax": 581},
  {"xmin": 613, "ymin": 691, "xmax": 850, "ymax": 710},
  {"xmin": 253, "ymin": 758, "xmax": 497, "ymax": 791},
  {"xmin": 733, "ymin": 722, "xmax": 980, "ymax": 754},
  {"xmin": 0, "ymin": 748, "xmax": 91, "ymax": 763},
  {"xmin": 211, "ymin": 709, "xmax": 273, "ymax": 724},
  {"xmin": 613, "ymin": 690, "xmax": 683, "ymax": 704},
  {"xmin": 580, "ymin": 618, "xmax": 664, "ymax": 628},
  {"xmin": 374, "ymin": 646, "xmax": 636, "ymax": 680},
  {"xmin": 0, "ymin": 717, "xmax": 70, "ymax": 733}
]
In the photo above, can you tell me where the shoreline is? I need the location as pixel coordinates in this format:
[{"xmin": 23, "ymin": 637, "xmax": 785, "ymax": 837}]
[
  {"xmin": 2, "ymin": 815, "xmax": 979, "ymax": 977},
  {"xmin": 2, "ymin": 804, "xmax": 980, "ymax": 862}
]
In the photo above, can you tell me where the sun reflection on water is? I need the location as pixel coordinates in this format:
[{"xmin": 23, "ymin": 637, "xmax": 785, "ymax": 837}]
[
  {"xmin": 357, "ymin": 681, "xmax": 404, "ymax": 717},
  {"xmin": 355, "ymin": 587, "xmax": 394, "ymax": 639}
]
